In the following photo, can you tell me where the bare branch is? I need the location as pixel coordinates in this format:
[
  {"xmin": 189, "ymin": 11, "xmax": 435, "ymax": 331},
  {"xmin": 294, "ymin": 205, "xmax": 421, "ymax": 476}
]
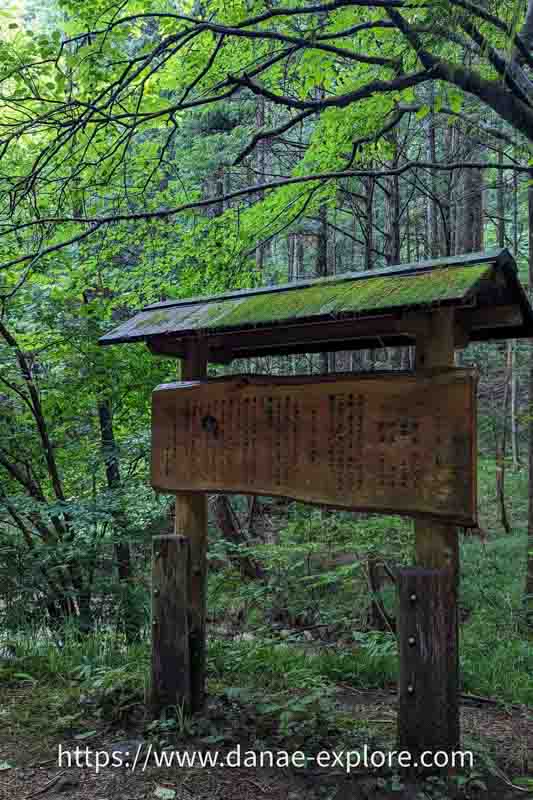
[
  {"xmin": 228, "ymin": 69, "xmax": 432, "ymax": 110},
  {"xmin": 234, "ymin": 110, "xmax": 315, "ymax": 165}
]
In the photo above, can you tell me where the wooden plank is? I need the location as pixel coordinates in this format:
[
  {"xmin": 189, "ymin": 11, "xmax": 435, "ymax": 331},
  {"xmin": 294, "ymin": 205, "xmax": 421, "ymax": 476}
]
[
  {"xmin": 147, "ymin": 312, "xmax": 438, "ymax": 362},
  {"xmin": 457, "ymin": 303, "xmax": 523, "ymax": 330},
  {"xmin": 147, "ymin": 314, "xmax": 416, "ymax": 360},
  {"xmin": 174, "ymin": 340, "xmax": 208, "ymax": 713},
  {"xmin": 146, "ymin": 304, "xmax": 528, "ymax": 362},
  {"xmin": 152, "ymin": 369, "xmax": 477, "ymax": 525},
  {"xmin": 408, "ymin": 307, "xmax": 460, "ymax": 763},
  {"xmin": 414, "ymin": 311, "xmax": 462, "ymax": 576},
  {"xmin": 397, "ymin": 567, "xmax": 460, "ymax": 758},
  {"xmin": 151, "ymin": 535, "xmax": 191, "ymax": 715}
]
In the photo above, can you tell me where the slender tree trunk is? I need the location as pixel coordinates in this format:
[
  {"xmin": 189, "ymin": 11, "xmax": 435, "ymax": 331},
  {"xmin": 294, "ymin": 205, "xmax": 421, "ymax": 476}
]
[
  {"xmin": 459, "ymin": 160, "xmax": 484, "ymax": 252},
  {"xmin": 367, "ymin": 557, "xmax": 395, "ymax": 632},
  {"xmin": 511, "ymin": 169, "xmax": 520, "ymax": 467},
  {"xmin": 497, "ymin": 145, "xmax": 506, "ymax": 250},
  {"xmin": 496, "ymin": 349, "xmax": 512, "ymax": 535},
  {"xmin": 494, "ymin": 150, "xmax": 511, "ymax": 534},
  {"xmin": 384, "ymin": 175, "xmax": 401, "ymax": 265},
  {"xmin": 255, "ymin": 96, "xmax": 266, "ymax": 273},
  {"xmin": 383, "ymin": 145, "xmax": 401, "ymax": 367},
  {"xmin": 0, "ymin": 320, "xmax": 92, "ymax": 631},
  {"xmin": 288, "ymin": 233, "xmax": 295, "ymax": 281},
  {"xmin": 317, "ymin": 204, "xmax": 330, "ymax": 374},
  {"xmin": 525, "ymin": 174, "xmax": 533, "ymax": 625},
  {"xmin": 441, "ymin": 124, "xmax": 454, "ymax": 256},
  {"xmin": 364, "ymin": 176, "xmax": 375, "ymax": 271},
  {"xmin": 288, "ymin": 232, "xmax": 303, "ymax": 373},
  {"xmin": 362, "ymin": 176, "xmax": 376, "ymax": 371},
  {"xmin": 213, "ymin": 495, "xmax": 263, "ymax": 579},
  {"xmin": 97, "ymin": 398, "xmax": 142, "ymax": 642},
  {"xmin": 426, "ymin": 102, "xmax": 439, "ymax": 258},
  {"xmin": 316, "ymin": 204, "xmax": 328, "ymax": 277}
]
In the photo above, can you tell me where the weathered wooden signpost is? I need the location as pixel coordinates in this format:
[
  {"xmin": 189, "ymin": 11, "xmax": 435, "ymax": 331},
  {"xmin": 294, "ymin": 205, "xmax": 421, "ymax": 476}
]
[{"xmin": 100, "ymin": 248, "xmax": 533, "ymax": 755}]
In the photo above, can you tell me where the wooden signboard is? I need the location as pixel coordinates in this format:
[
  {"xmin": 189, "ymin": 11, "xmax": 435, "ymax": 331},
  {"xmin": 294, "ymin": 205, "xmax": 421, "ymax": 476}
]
[{"xmin": 152, "ymin": 370, "xmax": 477, "ymax": 525}]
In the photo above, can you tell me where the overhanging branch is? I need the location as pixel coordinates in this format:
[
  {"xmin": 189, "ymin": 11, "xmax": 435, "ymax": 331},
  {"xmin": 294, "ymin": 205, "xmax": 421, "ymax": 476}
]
[{"xmin": 1, "ymin": 159, "xmax": 531, "ymax": 271}]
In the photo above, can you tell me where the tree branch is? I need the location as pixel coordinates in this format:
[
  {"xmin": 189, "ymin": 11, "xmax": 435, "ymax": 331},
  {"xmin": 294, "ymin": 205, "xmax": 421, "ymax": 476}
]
[
  {"xmin": 228, "ymin": 69, "xmax": 432, "ymax": 110},
  {"xmin": 234, "ymin": 109, "xmax": 316, "ymax": 165},
  {"xmin": 0, "ymin": 320, "xmax": 66, "ymax": 504},
  {"xmin": 1, "ymin": 159, "xmax": 531, "ymax": 271},
  {"xmin": 387, "ymin": 8, "xmax": 533, "ymax": 142}
]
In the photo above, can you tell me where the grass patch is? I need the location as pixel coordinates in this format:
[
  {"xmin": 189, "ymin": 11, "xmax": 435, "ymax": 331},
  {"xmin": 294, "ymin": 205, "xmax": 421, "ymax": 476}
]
[{"xmin": 460, "ymin": 533, "xmax": 533, "ymax": 705}]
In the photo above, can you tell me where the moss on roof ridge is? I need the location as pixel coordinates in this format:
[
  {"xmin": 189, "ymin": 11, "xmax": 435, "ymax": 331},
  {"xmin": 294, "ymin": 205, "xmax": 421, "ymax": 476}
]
[
  {"xmin": 202, "ymin": 264, "xmax": 491, "ymax": 330},
  {"xmin": 127, "ymin": 263, "xmax": 492, "ymax": 339}
]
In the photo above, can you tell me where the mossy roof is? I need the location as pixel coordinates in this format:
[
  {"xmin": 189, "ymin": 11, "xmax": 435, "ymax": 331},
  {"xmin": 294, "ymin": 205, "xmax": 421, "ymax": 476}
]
[{"xmin": 99, "ymin": 248, "xmax": 533, "ymax": 351}]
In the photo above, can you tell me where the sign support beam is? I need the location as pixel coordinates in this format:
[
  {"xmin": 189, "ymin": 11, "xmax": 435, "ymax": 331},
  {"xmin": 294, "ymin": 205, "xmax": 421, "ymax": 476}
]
[
  {"xmin": 397, "ymin": 567, "xmax": 459, "ymax": 762},
  {"xmin": 151, "ymin": 535, "xmax": 191, "ymax": 715},
  {"xmin": 399, "ymin": 308, "xmax": 460, "ymax": 756},
  {"xmin": 175, "ymin": 339, "xmax": 208, "ymax": 713}
]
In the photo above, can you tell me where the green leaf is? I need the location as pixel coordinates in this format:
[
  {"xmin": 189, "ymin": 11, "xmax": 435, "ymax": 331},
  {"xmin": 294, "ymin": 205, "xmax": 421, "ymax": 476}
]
[
  {"xmin": 13, "ymin": 672, "xmax": 37, "ymax": 683},
  {"xmin": 416, "ymin": 104, "xmax": 430, "ymax": 120},
  {"xmin": 449, "ymin": 90, "xmax": 463, "ymax": 114},
  {"xmin": 0, "ymin": 761, "xmax": 13, "ymax": 771},
  {"xmin": 512, "ymin": 777, "xmax": 533, "ymax": 788}
]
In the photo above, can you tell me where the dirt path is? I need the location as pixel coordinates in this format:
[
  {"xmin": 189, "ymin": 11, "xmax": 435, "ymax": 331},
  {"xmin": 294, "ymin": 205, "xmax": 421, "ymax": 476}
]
[{"xmin": 0, "ymin": 686, "xmax": 531, "ymax": 800}]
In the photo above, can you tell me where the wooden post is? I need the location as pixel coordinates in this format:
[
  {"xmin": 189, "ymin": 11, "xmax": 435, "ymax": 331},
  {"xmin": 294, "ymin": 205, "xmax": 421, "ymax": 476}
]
[
  {"xmin": 398, "ymin": 307, "xmax": 460, "ymax": 755},
  {"xmin": 151, "ymin": 535, "xmax": 191, "ymax": 715},
  {"xmin": 175, "ymin": 339, "xmax": 208, "ymax": 712},
  {"xmin": 414, "ymin": 310, "xmax": 459, "ymax": 583},
  {"xmin": 397, "ymin": 568, "xmax": 459, "ymax": 758}
]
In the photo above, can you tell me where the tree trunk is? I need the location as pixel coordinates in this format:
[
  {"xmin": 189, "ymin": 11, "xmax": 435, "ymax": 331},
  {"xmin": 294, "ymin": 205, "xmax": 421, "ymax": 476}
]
[
  {"xmin": 367, "ymin": 557, "xmax": 396, "ymax": 632},
  {"xmin": 384, "ymin": 175, "xmax": 401, "ymax": 265},
  {"xmin": 363, "ymin": 176, "xmax": 375, "ymax": 271},
  {"xmin": 383, "ymin": 146, "xmax": 401, "ymax": 367},
  {"xmin": 426, "ymin": 102, "xmax": 439, "ymax": 258},
  {"xmin": 511, "ymin": 169, "xmax": 520, "ymax": 467},
  {"xmin": 458, "ymin": 148, "xmax": 484, "ymax": 253},
  {"xmin": 317, "ymin": 204, "xmax": 330, "ymax": 374},
  {"xmin": 98, "ymin": 398, "xmax": 142, "ymax": 642},
  {"xmin": 0, "ymin": 320, "xmax": 92, "ymax": 632},
  {"xmin": 496, "ymin": 348, "xmax": 512, "ymax": 535},
  {"xmin": 214, "ymin": 495, "xmax": 264, "ymax": 580},
  {"xmin": 255, "ymin": 96, "xmax": 267, "ymax": 273},
  {"xmin": 525, "ymin": 174, "xmax": 533, "ymax": 626},
  {"xmin": 494, "ymin": 144, "xmax": 511, "ymax": 533}
]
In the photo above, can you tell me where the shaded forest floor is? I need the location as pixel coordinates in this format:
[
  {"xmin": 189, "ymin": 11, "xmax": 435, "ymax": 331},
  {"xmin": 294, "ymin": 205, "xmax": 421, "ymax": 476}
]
[{"xmin": 0, "ymin": 681, "xmax": 531, "ymax": 800}]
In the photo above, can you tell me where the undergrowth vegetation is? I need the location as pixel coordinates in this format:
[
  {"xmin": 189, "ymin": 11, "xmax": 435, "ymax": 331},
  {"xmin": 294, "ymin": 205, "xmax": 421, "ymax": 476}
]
[{"xmin": 1, "ymin": 459, "xmax": 532, "ymax": 734}]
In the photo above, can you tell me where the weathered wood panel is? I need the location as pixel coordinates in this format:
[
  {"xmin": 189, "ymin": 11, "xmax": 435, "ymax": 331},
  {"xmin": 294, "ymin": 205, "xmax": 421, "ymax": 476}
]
[
  {"xmin": 152, "ymin": 370, "xmax": 477, "ymax": 525},
  {"xmin": 151, "ymin": 535, "xmax": 191, "ymax": 715},
  {"xmin": 397, "ymin": 567, "xmax": 459, "ymax": 758}
]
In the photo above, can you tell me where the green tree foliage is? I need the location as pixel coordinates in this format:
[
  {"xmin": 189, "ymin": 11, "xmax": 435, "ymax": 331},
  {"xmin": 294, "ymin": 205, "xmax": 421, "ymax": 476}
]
[{"xmin": 0, "ymin": 0, "xmax": 532, "ymax": 635}]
